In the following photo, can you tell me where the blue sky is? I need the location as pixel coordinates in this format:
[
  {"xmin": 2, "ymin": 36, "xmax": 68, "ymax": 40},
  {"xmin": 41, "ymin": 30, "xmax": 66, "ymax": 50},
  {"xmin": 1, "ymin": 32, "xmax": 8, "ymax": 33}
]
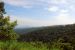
[{"xmin": 2, "ymin": 0, "xmax": 75, "ymax": 27}]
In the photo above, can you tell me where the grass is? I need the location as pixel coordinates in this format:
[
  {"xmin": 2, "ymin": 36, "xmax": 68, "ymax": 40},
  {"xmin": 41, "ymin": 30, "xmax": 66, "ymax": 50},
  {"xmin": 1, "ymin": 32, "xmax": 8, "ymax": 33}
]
[
  {"xmin": 0, "ymin": 41, "xmax": 49, "ymax": 50},
  {"xmin": 0, "ymin": 40, "xmax": 72, "ymax": 50}
]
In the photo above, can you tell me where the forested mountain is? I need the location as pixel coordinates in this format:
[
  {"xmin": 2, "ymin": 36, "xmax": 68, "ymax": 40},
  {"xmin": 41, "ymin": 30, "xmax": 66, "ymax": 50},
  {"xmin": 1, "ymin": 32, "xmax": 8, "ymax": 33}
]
[
  {"xmin": 18, "ymin": 24, "xmax": 75, "ymax": 43},
  {"xmin": 14, "ymin": 26, "xmax": 49, "ymax": 34},
  {"xmin": 14, "ymin": 24, "xmax": 75, "ymax": 50},
  {"xmin": 15, "ymin": 27, "xmax": 42, "ymax": 34}
]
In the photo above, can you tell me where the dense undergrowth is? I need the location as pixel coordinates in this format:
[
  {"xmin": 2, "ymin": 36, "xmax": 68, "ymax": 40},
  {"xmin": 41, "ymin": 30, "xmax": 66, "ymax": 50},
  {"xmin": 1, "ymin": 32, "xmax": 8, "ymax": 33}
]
[
  {"xmin": 0, "ymin": 41, "xmax": 49, "ymax": 50},
  {"xmin": 0, "ymin": 40, "xmax": 74, "ymax": 50}
]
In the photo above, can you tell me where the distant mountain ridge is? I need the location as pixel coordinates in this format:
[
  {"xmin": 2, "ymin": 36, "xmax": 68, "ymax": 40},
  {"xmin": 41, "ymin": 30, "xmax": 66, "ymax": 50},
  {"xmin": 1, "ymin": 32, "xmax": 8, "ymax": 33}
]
[
  {"xmin": 15, "ymin": 24, "xmax": 74, "ymax": 34},
  {"xmin": 14, "ymin": 27, "xmax": 45, "ymax": 34}
]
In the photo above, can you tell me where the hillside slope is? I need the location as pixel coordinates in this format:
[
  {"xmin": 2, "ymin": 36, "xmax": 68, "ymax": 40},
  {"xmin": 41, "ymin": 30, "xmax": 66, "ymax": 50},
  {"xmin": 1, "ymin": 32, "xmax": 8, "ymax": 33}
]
[{"xmin": 18, "ymin": 24, "xmax": 75, "ymax": 43}]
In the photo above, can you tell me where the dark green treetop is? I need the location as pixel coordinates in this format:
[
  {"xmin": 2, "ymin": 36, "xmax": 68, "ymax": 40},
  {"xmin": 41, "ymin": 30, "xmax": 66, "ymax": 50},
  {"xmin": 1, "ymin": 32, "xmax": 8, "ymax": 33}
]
[{"xmin": 0, "ymin": 1, "xmax": 18, "ymax": 41}]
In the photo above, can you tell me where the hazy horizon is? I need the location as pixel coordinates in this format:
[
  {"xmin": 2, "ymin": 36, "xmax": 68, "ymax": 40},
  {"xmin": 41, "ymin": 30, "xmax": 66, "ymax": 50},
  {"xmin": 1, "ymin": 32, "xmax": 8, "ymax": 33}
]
[{"xmin": 3, "ymin": 0, "xmax": 75, "ymax": 28}]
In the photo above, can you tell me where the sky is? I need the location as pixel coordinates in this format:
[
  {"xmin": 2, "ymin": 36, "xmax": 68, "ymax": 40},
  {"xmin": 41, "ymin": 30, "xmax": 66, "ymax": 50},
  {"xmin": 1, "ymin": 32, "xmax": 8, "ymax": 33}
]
[{"xmin": 2, "ymin": 0, "xmax": 75, "ymax": 28}]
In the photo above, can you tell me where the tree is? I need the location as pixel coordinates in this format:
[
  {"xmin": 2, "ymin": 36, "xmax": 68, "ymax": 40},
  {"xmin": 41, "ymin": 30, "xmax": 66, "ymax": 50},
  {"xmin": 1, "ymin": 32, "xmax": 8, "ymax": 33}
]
[
  {"xmin": 0, "ymin": 1, "xmax": 18, "ymax": 41},
  {"xmin": 50, "ymin": 38, "xmax": 73, "ymax": 50}
]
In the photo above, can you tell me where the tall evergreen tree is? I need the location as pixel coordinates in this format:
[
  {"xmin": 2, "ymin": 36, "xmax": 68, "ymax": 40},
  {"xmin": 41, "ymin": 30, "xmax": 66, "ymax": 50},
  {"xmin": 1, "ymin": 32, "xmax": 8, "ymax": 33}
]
[{"xmin": 0, "ymin": 1, "xmax": 18, "ymax": 41}]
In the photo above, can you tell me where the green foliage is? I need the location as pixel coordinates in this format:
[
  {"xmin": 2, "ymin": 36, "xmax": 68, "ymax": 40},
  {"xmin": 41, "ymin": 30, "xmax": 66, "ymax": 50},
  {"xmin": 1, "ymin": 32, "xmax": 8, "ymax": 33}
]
[
  {"xmin": 17, "ymin": 24, "xmax": 75, "ymax": 50},
  {"xmin": 0, "ymin": 41, "xmax": 48, "ymax": 50},
  {"xmin": 50, "ymin": 38, "xmax": 73, "ymax": 50},
  {"xmin": 0, "ymin": 2, "xmax": 18, "ymax": 41}
]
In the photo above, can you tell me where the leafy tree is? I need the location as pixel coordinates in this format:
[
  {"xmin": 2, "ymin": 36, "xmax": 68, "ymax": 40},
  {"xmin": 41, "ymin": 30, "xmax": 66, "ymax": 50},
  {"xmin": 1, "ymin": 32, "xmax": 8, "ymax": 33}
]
[
  {"xmin": 51, "ymin": 38, "xmax": 73, "ymax": 50},
  {"xmin": 0, "ymin": 1, "xmax": 18, "ymax": 41}
]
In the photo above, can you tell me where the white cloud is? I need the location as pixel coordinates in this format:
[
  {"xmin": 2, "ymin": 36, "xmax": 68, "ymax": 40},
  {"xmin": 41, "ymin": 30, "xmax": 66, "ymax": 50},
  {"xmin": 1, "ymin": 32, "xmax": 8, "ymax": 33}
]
[
  {"xmin": 53, "ymin": 13, "xmax": 75, "ymax": 25},
  {"xmin": 69, "ymin": 5, "xmax": 75, "ymax": 11},
  {"xmin": 9, "ymin": 13, "xmax": 75, "ymax": 28},
  {"xmin": 59, "ymin": 9, "xmax": 69, "ymax": 13},
  {"xmin": 3, "ymin": 0, "xmax": 75, "ymax": 27},
  {"xmin": 50, "ymin": 0, "xmax": 68, "ymax": 4},
  {"xmin": 48, "ymin": 6, "xmax": 59, "ymax": 12},
  {"xmin": 9, "ymin": 15, "xmax": 53, "ymax": 27},
  {"xmin": 3, "ymin": 0, "xmax": 49, "ymax": 8},
  {"xmin": 3, "ymin": 0, "xmax": 33, "ymax": 8},
  {"xmin": 9, "ymin": 15, "xmax": 63, "ymax": 27},
  {"xmin": 3, "ymin": 0, "xmax": 75, "ymax": 10}
]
